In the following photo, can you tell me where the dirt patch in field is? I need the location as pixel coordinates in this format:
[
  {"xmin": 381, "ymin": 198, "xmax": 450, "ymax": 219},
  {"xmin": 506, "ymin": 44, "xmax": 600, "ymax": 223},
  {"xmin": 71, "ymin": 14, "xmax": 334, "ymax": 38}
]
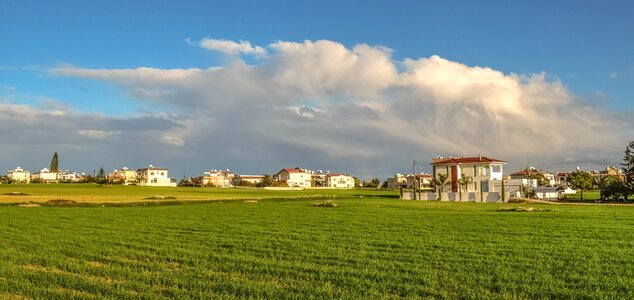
[
  {"xmin": 46, "ymin": 199, "xmax": 78, "ymax": 206},
  {"xmin": 17, "ymin": 203, "xmax": 40, "ymax": 208},
  {"xmin": 2, "ymin": 192, "xmax": 29, "ymax": 196}
]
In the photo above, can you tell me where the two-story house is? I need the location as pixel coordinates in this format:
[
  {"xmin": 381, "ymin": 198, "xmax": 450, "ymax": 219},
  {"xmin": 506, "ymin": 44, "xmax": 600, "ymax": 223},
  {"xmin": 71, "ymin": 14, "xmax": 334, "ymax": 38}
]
[
  {"xmin": 136, "ymin": 165, "xmax": 177, "ymax": 187},
  {"xmin": 325, "ymin": 173, "xmax": 355, "ymax": 188},
  {"xmin": 431, "ymin": 156, "xmax": 506, "ymax": 193},
  {"xmin": 7, "ymin": 166, "xmax": 30, "ymax": 183},
  {"xmin": 273, "ymin": 167, "xmax": 312, "ymax": 188}
]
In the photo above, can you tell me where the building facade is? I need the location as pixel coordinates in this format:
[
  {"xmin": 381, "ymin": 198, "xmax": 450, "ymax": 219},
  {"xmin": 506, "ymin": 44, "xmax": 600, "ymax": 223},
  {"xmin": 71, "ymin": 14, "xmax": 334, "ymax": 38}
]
[
  {"xmin": 325, "ymin": 173, "xmax": 354, "ymax": 188},
  {"xmin": 136, "ymin": 165, "xmax": 177, "ymax": 187},
  {"xmin": 274, "ymin": 168, "xmax": 312, "ymax": 188},
  {"xmin": 431, "ymin": 156, "xmax": 506, "ymax": 193},
  {"xmin": 7, "ymin": 167, "xmax": 30, "ymax": 183}
]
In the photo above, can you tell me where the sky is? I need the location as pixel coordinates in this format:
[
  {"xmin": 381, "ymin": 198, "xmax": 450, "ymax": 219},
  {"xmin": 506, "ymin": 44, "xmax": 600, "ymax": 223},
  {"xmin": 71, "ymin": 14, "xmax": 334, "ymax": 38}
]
[{"xmin": 1, "ymin": 1, "xmax": 633, "ymax": 179}]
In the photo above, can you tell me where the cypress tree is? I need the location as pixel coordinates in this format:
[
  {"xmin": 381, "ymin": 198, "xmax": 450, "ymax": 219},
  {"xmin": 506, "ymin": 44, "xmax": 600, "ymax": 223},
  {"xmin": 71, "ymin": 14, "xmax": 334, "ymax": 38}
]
[{"xmin": 50, "ymin": 152, "xmax": 59, "ymax": 172}]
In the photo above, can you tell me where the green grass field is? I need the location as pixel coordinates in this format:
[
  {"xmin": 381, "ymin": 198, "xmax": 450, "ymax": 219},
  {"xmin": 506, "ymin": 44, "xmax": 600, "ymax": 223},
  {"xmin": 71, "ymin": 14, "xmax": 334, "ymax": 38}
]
[
  {"xmin": 1, "ymin": 188, "xmax": 633, "ymax": 299},
  {"xmin": 0, "ymin": 184, "xmax": 397, "ymax": 204}
]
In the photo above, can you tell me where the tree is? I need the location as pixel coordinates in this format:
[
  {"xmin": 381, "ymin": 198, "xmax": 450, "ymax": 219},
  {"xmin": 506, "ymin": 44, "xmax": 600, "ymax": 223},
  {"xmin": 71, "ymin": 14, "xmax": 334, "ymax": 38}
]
[
  {"xmin": 567, "ymin": 170, "xmax": 594, "ymax": 201},
  {"xmin": 594, "ymin": 175, "xmax": 617, "ymax": 200},
  {"xmin": 431, "ymin": 173, "xmax": 450, "ymax": 201},
  {"xmin": 458, "ymin": 173, "xmax": 473, "ymax": 202},
  {"xmin": 50, "ymin": 152, "xmax": 59, "ymax": 172},
  {"xmin": 97, "ymin": 166, "xmax": 106, "ymax": 179},
  {"xmin": 256, "ymin": 175, "xmax": 274, "ymax": 187},
  {"xmin": 622, "ymin": 140, "xmax": 634, "ymax": 200},
  {"xmin": 363, "ymin": 178, "xmax": 381, "ymax": 188},
  {"xmin": 520, "ymin": 184, "xmax": 535, "ymax": 199},
  {"xmin": 353, "ymin": 177, "xmax": 361, "ymax": 188}
]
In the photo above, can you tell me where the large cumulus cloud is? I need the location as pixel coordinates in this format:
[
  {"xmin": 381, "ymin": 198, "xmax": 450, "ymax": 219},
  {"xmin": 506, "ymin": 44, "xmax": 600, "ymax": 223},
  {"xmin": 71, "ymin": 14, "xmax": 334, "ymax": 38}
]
[{"xmin": 39, "ymin": 39, "xmax": 634, "ymax": 177}]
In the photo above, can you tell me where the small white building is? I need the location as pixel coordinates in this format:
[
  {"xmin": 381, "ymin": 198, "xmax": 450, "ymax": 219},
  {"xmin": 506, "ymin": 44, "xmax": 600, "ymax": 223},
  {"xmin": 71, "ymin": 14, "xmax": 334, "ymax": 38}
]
[
  {"xmin": 533, "ymin": 186, "xmax": 559, "ymax": 200},
  {"xmin": 235, "ymin": 175, "xmax": 265, "ymax": 185},
  {"xmin": 7, "ymin": 166, "xmax": 30, "ymax": 183},
  {"xmin": 325, "ymin": 173, "xmax": 354, "ymax": 188},
  {"xmin": 31, "ymin": 168, "xmax": 58, "ymax": 183},
  {"xmin": 273, "ymin": 167, "xmax": 312, "ymax": 188},
  {"xmin": 136, "ymin": 165, "xmax": 177, "ymax": 187}
]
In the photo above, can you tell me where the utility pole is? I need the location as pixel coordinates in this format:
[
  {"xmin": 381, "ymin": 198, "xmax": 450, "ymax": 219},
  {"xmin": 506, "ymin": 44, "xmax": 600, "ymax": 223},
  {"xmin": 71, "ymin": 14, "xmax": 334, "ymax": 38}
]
[{"xmin": 412, "ymin": 160, "xmax": 416, "ymax": 200}]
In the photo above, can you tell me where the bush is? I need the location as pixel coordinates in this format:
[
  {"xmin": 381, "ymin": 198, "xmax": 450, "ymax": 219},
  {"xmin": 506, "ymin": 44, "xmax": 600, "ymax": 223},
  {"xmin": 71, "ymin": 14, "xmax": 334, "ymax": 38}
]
[{"xmin": 313, "ymin": 200, "xmax": 337, "ymax": 208}]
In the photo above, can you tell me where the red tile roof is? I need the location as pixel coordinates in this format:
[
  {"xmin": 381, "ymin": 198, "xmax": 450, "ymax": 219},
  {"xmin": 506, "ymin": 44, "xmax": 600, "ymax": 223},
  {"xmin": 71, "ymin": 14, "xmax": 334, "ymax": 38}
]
[
  {"xmin": 510, "ymin": 169, "xmax": 540, "ymax": 176},
  {"xmin": 431, "ymin": 156, "xmax": 506, "ymax": 165}
]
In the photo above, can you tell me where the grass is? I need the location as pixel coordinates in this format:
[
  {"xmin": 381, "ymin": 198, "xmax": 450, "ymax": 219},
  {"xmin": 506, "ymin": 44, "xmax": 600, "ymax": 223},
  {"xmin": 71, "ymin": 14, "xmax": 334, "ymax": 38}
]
[
  {"xmin": 0, "ymin": 184, "xmax": 397, "ymax": 204},
  {"xmin": 564, "ymin": 190, "xmax": 601, "ymax": 201},
  {"xmin": 1, "ymin": 197, "xmax": 633, "ymax": 299}
]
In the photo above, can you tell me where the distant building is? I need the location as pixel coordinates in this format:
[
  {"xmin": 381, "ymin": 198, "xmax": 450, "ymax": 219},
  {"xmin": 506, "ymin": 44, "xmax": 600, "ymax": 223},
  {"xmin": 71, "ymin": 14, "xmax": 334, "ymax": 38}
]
[
  {"xmin": 197, "ymin": 169, "xmax": 235, "ymax": 187},
  {"xmin": 108, "ymin": 167, "xmax": 138, "ymax": 185},
  {"xmin": 7, "ymin": 166, "xmax": 30, "ymax": 183},
  {"xmin": 325, "ymin": 173, "xmax": 354, "ymax": 188},
  {"xmin": 599, "ymin": 166, "xmax": 626, "ymax": 182},
  {"xmin": 234, "ymin": 175, "xmax": 265, "ymax": 186},
  {"xmin": 407, "ymin": 174, "xmax": 433, "ymax": 191},
  {"xmin": 386, "ymin": 174, "xmax": 407, "ymax": 189},
  {"xmin": 59, "ymin": 170, "xmax": 83, "ymax": 182},
  {"xmin": 31, "ymin": 168, "xmax": 58, "ymax": 183},
  {"xmin": 431, "ymin": 156, "xmax": 505, "ymax": 193},
  {"xmin": 274, "ymin": 167, "xmax": 312, "ymax": 188},
  {"xmin": 136, "ymin": 165, "xmax": 177, "ymax": 187}
]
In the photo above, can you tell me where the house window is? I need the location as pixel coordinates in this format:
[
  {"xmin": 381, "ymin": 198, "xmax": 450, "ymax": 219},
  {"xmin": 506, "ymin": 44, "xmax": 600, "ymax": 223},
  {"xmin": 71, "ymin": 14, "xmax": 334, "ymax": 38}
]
[
  {"xmin": 150, "ymin": 172, "xmax": 154, "ymax": 175},
  {"xmin": 161, "ymin": 172, "xmax": 164, "ymax": 176},
  {"xmin": 491, "ymin": 165, "xmax": 501, "ymax": 173}
]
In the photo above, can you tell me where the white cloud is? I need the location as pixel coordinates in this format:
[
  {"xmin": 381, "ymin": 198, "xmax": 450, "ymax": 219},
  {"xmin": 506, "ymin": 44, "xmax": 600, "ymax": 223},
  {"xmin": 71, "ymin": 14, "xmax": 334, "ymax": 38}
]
[
  {"xmin": 198, "ymin": 38, "xmax": 266, "ymax": 57},
  {"xmin": 78, "ymin": 130, "xmax": 120, "ymax": 139},
  {"xmin": 609, "ymin": 72, "xmax": 619, "ymax": 79},
  {"xmin": 41, "ymin": 39, "xmax": 633, "ymax": 177}
]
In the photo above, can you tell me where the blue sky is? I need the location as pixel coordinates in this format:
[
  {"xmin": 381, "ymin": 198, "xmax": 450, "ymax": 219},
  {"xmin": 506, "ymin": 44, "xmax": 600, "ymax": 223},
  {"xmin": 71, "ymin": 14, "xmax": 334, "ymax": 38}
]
[{"xmin": 0, "ymin": 1, "xmax": 633, "ymax": 177}]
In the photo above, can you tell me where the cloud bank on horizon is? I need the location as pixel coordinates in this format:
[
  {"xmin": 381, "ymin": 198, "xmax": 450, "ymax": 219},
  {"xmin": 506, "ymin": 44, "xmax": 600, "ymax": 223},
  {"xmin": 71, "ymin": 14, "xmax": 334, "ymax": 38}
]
[{"xmin": 3, "ymin": 38, "xmax": 631, "ymax": 177}]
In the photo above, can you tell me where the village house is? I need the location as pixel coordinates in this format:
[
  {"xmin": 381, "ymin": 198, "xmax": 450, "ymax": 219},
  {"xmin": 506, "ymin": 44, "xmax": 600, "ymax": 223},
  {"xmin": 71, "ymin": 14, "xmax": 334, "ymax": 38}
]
[
  {"xmin": 407, "ymin": 174, "xmax": 433, "ymax": 191},
  {"xmin": 386, "ymin": 173, "xmax": 407, "ymax": 189},
  {"xmin": 431, "ymin": 156, "xmax": 505, "ymax": 193},
  {"xmin": 325, "ymin": 173, "xmax": 355, "ymax": 188},
  {"xmin": 197, "ymin": 169, "xmax": 235, "ymax": 187},
  {"xmin": 274, "ymin": 167, "xmax": 312, "ymax": 188},
  {"xmin": 7, "ymin": 166, "xmax": 30, "ymax": 183},
  {"xmin": 234, "ymin": 174, "xmax": 265, "ymax": 186},
  {"xmin": 30, "ymin": 168, "xmax": 58, "ymax": 183},
  {"xmin": 107, "ymin": 167, "xmax": 137, "ymax": 185},
  {"xmin": 59, "ymin": 170, "xmax": 83, "ymax": 182},
  {"xmin": 136, "ymin": 165, "xmax": 177, "ymax": 187}
]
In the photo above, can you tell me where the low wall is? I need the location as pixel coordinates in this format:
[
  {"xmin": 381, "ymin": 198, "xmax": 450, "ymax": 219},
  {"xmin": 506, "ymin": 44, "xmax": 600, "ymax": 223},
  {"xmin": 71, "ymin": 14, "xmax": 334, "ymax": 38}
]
[
  {"xmin": 263, "ymin": 187, "xmax": 304, "ymax": 191},
  {"xmin": 402, "ymin": 191, "xmax": 509, "ymax": 203}
]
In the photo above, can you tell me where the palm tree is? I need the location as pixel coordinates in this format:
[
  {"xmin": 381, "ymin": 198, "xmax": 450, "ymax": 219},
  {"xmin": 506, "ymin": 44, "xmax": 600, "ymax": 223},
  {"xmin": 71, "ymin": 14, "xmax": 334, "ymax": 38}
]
[
  {"xmin": 458, "ymin": 173, "xmax": 473, "ymax": 202},
  {"xmin": 594, "ymin": 175, "xmax": 617, "ymax": 201},
  {"xmin": 432, "ymin": 173, "xmax": 450, "ymax": 201}
]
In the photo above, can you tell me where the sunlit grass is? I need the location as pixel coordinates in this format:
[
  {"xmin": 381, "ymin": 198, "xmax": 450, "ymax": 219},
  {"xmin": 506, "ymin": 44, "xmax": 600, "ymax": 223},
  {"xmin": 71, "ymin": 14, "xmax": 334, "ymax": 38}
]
[
  {"xmin": 0, "ymin": 184, "xmax": 397, "ymax": 204},
  {"xmin": 1, "ymin": 199, "xmax": 632, "ymax": 298}
]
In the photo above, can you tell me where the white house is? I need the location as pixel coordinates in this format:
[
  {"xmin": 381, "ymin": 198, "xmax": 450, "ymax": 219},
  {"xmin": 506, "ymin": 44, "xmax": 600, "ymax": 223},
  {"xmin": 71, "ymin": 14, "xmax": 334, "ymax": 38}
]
[
  {"xmin": 273, "ymin": 167, "xmax": 312, "ymax": 188},
  {"xmin": 325, "ymin": 173, "xmax": 354, "ymax": 188},
  {"xmin": 431, "ymin": 156, "xmax": 506, "ymax": 193},
  {"xmin": 234, "ymin": 175, "xmax": 265, "ymax": 185},
  {"xmin": 31, "ymin": 168, "xmax": 58, "ymax": 183},
  {"xmin": 136, "ymin": 165, "xmax": 177, "ymax": 187},
  {"xmin": 7, "ymin": 166, "xmax": 30, "ymax": 183},
  {"xmin": 533, "ymin": 186, "xmax": 559, "ymax": 200}
]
